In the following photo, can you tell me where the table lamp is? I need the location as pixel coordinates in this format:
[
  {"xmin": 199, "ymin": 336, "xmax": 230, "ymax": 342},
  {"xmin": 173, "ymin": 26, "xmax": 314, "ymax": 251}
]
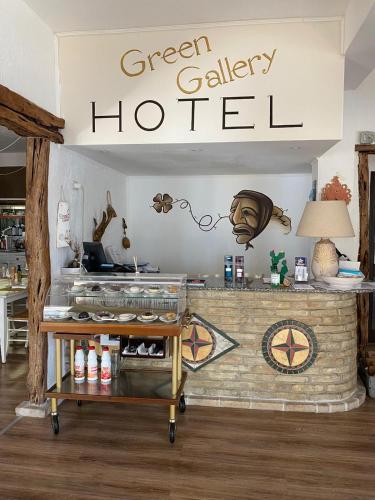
[{"xmin": 296, "ymin": 201, "xmax": 354, "ymax": 281}]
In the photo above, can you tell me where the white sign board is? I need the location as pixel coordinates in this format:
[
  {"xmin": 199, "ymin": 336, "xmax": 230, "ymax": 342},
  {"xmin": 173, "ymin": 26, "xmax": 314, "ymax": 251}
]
[{"xmin": 58, "ymin": 20, "xmax": 344, "ymax": 145}]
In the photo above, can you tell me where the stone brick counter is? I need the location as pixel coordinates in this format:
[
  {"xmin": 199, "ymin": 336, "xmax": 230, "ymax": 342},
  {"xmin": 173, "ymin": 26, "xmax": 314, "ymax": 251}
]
[
  {"xmin": 125, "ymin": 280, "xmax": 370, "ymax": 413},
  {"xmin": 185, "ymin": 288, "xmax": 364, "ymax": 412}
]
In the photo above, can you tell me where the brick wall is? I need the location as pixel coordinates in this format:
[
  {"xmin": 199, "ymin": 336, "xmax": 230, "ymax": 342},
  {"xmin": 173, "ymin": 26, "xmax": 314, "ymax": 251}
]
[{"xmin": 126, "ymin": 290, "xmax": 363, "ymax": 412}]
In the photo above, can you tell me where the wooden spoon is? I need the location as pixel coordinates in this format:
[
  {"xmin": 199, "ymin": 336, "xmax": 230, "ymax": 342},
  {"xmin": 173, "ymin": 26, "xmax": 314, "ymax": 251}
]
[{"xmin": 122, "ymin": 218, "xmax": 130, "ymax": 249}]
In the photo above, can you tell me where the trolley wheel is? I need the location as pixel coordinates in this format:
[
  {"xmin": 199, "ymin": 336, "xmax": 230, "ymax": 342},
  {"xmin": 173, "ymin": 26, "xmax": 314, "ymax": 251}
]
[
  {"xmin": 169, "ymin": 422, "xmax": 176, "ymax": 444},
  {"xmin": 179, "ymin": 394, "xmax": 186, "ymax": 414},
  {"xmin": 51, "ymin": 414, "xmax": 59, "ymax": 435},
  {"xmin": 76, "ymin": 400, "xmax": 82, "ymax": 407}
]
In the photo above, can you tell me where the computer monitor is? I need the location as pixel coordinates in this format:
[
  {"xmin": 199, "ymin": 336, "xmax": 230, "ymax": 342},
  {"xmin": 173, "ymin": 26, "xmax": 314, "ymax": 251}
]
[{"xmin": 82, "ymin": 242, "xmax": 108, "ymax": 272}]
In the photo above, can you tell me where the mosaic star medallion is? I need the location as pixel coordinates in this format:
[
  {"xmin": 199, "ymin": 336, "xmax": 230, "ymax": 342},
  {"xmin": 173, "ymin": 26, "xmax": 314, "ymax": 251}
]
[
  {"xmin": 262, "ymin": 320, "xmax": 318, "ymax": 374},
  {"xmin": 182, "ymin": 314, "xmax": 239, "ymax": 372}
]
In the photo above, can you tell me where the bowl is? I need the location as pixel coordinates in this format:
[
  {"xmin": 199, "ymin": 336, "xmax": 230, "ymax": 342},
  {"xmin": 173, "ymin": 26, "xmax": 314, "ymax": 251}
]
[
  {"xmin": 118, "ymin": 313, "xmax": 136, "ymax": 322},
  {"xmin": 338, "ymin": 261, "xmax": 361, "ymax": 271},
  {"xmin": 323, "ymin": 275, "xmax": 364, "ymax": 288}
]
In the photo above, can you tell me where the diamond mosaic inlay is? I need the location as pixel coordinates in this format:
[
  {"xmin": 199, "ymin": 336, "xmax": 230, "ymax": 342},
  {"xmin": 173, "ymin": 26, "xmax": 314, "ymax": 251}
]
[
  {"xmin": 182, "ymin": 314, "xmax": 239, "ymax": 372},
  {"xmin": 262, "ymin": 320, "xmax": 318, "ymax": 374}
]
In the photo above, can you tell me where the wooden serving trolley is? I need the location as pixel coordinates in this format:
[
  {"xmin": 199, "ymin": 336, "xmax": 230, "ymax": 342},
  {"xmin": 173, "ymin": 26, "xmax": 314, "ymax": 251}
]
[{"xmin": 40, "ymin": 273, "xmax": 188, "ymax": 443}]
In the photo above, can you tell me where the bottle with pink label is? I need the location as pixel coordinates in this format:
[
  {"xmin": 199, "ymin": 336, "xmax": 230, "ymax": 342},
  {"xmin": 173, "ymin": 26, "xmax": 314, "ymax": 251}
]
[
  {"xmin": 74, "ymin": 345, "xmax": 85, "ymax": 383},
  {"xmin": 101, "ymin": 346, "xmax": 112, "ymax": 384},
  {"xmin": 87, "ymin": 346, "xmax": 98, "ymax": 382}
]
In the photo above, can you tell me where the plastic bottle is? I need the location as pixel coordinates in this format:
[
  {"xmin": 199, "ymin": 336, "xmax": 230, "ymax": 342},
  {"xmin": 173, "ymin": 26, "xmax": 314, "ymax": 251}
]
[
  {"xmin": 235, "ymin": 256, "xmax": 244, "ymax": 283},
  {"xmin": 87, "ymin": 346, "xmax": 98, "ymax": 382},
  {"xmin": 224, "ymin": 255, "xmax": 233, "ymax": 282},
  {"xmin": 101, "ymin": 346, "xmax": 112, "ymax": 384},
  {"xmin": 74, "ymin": 346, "xmax": 85, "ymax": 383},
  {"xmin": 16, "ymin": 265, "xmax": 22, "ymax": 284}
]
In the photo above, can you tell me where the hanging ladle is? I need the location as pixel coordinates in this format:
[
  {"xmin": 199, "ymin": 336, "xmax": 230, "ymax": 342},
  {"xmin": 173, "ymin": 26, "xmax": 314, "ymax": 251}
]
[{"xmin": 122, "ymin": 218, "xmax": 131, "ymax": 249}]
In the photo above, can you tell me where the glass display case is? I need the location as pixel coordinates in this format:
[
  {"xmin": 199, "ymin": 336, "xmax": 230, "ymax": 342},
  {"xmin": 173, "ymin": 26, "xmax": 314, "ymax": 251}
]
[{"xmin": 43, "ymin": 272, "xmax": 187, "ymax": 325}]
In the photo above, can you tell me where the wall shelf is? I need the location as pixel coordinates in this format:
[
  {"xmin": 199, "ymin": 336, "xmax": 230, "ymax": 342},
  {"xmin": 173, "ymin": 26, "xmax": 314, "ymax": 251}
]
[{"xmin": 0, "ymin": 215, "xmax": 25, "ymax": 219}]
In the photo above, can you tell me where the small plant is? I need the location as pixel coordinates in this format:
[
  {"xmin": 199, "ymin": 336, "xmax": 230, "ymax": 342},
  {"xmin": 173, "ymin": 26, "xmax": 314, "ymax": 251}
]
[{"xmin": 270, "ymin": 250, "xmax": 285, "ymax": 273}]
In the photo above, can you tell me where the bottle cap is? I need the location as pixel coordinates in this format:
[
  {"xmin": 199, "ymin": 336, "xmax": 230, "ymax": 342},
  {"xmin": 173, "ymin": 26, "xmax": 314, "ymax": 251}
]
[
  {"xmin": 102, "ymin": 346, "xmax": 109, "ymax": 351},
  {"xmin": 76, "ymin": 346, "xmax": 83, "ymax": 350},
  {"xmin": 89, "ymin": 346, "xmax": 95, "ymax": 350}
]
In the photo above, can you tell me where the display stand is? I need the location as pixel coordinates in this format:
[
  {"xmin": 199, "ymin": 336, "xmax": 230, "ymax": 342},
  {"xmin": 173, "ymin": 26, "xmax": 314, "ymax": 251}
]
[{"xmin": 40, "ymin": 318, "xmax": 187, "ymax": 443}]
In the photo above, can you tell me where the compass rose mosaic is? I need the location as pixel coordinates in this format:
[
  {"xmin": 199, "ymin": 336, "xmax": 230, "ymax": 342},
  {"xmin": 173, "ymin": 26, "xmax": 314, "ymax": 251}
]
[
  {"xmin": 182, "ymin": 314, "xmax": 239, "ymax": 372},
  {"xmin": 262, "ymin": 320, "xmax": 318, "ymax": 374}
]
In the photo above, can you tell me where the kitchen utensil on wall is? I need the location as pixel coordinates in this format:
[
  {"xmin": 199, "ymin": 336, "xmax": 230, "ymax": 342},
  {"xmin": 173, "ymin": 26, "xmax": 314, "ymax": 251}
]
[{"xmin": 122, "ymin": 218, "xmax": 130, "ymax": 249}]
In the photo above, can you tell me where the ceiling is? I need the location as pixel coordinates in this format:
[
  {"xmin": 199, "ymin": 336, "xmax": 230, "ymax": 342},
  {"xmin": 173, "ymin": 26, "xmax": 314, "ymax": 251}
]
[
  {"xmin": 0, "ymin": 126, "xmax": 26, "ymax": 153},
  {"xmin": 345, "ymin": 5, "xmax": 375, "ymax": 89},
  {"xmin": 24, "ymin": 0, "xmax": 350, "ymax": 33},
  {"xmin": 67, "ymin": 140, "xmax": 337, "ymax": 176}
]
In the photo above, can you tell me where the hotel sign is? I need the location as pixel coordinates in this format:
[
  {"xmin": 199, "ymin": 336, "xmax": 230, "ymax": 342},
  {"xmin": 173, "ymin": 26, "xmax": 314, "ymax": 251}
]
[{"xmin": 58, "ymin": 20, "xmax": 343, "ymax": 145}]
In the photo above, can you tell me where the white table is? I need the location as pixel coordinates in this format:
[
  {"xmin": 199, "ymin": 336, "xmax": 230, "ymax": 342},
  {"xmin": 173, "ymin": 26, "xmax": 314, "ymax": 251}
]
[{"xmin": 0, "ymin": 289, "xmax": 28, "ymax": 363}]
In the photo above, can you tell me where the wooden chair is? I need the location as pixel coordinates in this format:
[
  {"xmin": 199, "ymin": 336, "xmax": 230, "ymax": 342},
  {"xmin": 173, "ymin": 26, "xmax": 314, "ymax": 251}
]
[{"xmin": 7, "ymin": 309, "xmax": 29, "ymax": 350}]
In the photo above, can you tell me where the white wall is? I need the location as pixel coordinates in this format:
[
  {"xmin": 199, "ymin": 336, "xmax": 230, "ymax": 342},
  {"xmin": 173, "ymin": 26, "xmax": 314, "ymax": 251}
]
[
  {"xmin": 0, "ymin": 0, "xmax": 57, "ymax": 113},
  {"xmin": 126, "ymin": 173, "xmax": 312, "ymax": 276},
  {"xmin": 0, "ymin": 1, "xmax": 129, "ymax": 388},
  {"xmin": 316, "ymin": 67, "xmax": 375, "ymax": 260},
  {"xmin": 48, "ymin": 146, "xmax": 128, "ymax": 275}
]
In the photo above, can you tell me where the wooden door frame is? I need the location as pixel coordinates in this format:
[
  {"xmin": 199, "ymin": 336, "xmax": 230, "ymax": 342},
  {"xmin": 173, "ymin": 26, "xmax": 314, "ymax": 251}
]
[
  {"xmin": 0, "ymin": 84, "xmax": 64, "ymax": 403},
  {"xmin": 356, "ymin": 145, "xmax": 375, "ymax": 356}
]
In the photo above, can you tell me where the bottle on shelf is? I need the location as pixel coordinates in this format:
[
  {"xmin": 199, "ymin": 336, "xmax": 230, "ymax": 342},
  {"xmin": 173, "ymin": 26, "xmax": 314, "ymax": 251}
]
[
  {"xmin": 224, "ymin": 255, "xmax": 233, "ymax": 282},
  {"xmin": 74, "ymin": 346, "xmax": 85, "ymax": 383},
  {"xmin": 9, "ymin": 266, "xmax": 16, "ymax": 285},
  {"xmin": 16, "ymin": 265, "xmax": 22, "ymax": 284},
  {"xmin": 235, "ymin": 256, "xmax": 245, "ymax": 283},
  {"xmin": 87, "ymin": 346, "xmax": 98, "ymax": 382},
  {"xmin": 101, "ymin": 346, "xmax": 112, "ymax": 385}
]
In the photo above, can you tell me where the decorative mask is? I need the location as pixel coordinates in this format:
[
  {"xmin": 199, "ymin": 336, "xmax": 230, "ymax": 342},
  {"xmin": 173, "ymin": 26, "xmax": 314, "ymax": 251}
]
[{"xmin": 229, "ymin": 190, "xmax": 273, "ymax": 249}]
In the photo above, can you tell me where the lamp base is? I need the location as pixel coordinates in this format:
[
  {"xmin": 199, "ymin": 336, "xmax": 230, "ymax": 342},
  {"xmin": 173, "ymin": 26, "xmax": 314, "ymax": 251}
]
[{"xmin": 311, "ymin": 238, "xmax": 338, "ymax": 281}]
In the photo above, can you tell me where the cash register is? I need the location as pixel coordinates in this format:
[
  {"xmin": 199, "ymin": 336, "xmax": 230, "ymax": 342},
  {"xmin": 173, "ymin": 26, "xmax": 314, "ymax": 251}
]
[{"xmin": 82, "ymin": 242, "xmax": 133, "ymax": 273}]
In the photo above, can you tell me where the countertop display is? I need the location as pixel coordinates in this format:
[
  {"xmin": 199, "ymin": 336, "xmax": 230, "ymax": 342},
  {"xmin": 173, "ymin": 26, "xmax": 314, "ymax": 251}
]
[
  {"xmin": 188, "ymin": 277, "xmax": 375, "ymax": 293},
  {"xmin": 43, "ymin": 272, "xmax": 187, "ymax": 330}
]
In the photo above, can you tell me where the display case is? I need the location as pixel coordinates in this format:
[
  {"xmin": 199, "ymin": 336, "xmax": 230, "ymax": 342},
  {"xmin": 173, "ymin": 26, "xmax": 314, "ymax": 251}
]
[
  {"xmin": 41, "ymin": 272, "xmax": 188, "ymax": 443},
  {"xmin": 43, "ymin": 272, "xmax": 186, "ymax": 327}
]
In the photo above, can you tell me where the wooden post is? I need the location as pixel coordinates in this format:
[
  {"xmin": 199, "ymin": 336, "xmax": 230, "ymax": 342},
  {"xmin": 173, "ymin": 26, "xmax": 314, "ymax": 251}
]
[
  {"xmin": 0, "ymin": 84, "xmax": 64, "ymax": 405},
  {"xmin": 357, "ymin": 151, "xmax": 370, "ymax": 354},
  {"xmin": 25, "ymin": 138, "xmax": 51, "ymax": 404}
]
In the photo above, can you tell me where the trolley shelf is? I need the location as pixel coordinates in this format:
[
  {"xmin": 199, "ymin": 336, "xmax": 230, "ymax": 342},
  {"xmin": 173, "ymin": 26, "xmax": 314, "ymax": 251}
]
[{"xmin": 46, "ymin": 369, "xmax": 187, "ymax": 406}]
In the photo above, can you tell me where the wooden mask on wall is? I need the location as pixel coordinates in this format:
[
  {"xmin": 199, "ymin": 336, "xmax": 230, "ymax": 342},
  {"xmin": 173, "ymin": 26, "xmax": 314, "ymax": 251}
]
[{"xmin": 229, "ymin": 190, "xmax": 273, "ymax": 249}]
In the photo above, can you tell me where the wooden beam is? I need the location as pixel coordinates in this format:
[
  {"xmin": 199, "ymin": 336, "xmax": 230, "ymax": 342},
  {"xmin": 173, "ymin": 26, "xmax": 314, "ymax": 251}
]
[
  {"xmin": 357, "ymin": 151, "xmax": 370, "ymax": 354},
  {"xmin": 358, "ymin": 152, "xmax": 370, "ymax": 276},
  {"xmin": 355, "ymin": 144, "xmax": 375, "ymax": 153},
  {"xmin": 0, "ymin": 84, "xmax": 65, "ymax": 130},
  {"xmin": 25, "ymin": 138, "xmax": 51, "ymax": 404},
  {"xmin": 0, "ymin": 104, "xmax": 64, "ymax": 144}
]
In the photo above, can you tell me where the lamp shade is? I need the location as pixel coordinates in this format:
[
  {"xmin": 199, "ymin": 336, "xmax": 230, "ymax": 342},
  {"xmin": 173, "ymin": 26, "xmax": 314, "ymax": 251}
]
[{"xmin": 296, "ymin": 201, "xmax": 354, "ymax": 238}]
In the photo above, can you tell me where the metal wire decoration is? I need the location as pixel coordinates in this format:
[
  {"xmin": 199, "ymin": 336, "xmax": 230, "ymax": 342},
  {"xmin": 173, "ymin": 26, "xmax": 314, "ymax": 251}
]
[
  {"xmin": 151, "ymin": 191, "xmax": 291, "ymax": 249},
  {"xmin": 152, "ymin": 193, "xmax": 228, "ymax": 232}
]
